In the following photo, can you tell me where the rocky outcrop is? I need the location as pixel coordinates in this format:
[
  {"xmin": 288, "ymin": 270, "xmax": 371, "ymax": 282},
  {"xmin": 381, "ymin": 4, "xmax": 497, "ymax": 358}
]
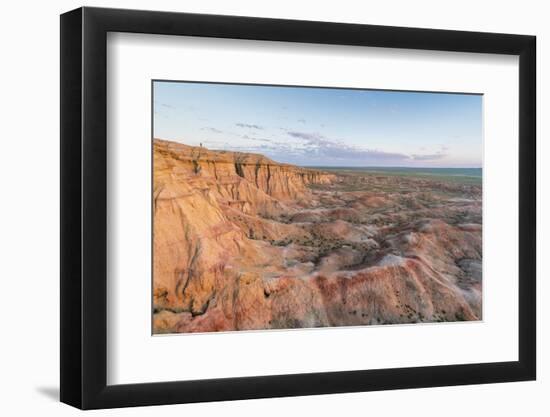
[
  {"xmin": 153, "ymin": 139, "xmax": 482, "ymax": 334},
  {"xmin": 155, "ymin": 139, "xmax": 333, "ymax": 204},
  {"xmin": 153, "ymin": 139, "xmax": 333, "ymax": 317}
]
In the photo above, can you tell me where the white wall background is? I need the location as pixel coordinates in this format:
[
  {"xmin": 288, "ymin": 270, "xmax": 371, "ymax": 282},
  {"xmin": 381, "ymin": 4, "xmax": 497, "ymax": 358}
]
[{"xmin": 0, "ymin": 0, "xmax": 546, "ymax": 415}]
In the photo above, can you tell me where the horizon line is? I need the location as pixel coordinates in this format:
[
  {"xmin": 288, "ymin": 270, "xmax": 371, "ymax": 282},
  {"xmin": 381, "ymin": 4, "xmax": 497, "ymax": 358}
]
[
  {"xmin": 154, "ymin": 138, "xmax": 482, "ymax": 170},
  {"xmin": 300, "ymin": 165, "xmax": 482, "ymax": 169}
]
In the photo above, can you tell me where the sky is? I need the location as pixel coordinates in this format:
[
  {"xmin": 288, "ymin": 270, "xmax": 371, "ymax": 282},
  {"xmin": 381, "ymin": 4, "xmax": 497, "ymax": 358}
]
[{"xmin": 153, "ymin": 81, "xmax": 482, "ymax": 168}]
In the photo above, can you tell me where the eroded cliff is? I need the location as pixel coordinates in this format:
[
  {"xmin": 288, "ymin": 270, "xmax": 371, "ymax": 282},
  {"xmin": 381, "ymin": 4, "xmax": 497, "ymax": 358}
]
[{"xmin": 153, "ymin": 138, "xmax": 482, "ymax": 333}]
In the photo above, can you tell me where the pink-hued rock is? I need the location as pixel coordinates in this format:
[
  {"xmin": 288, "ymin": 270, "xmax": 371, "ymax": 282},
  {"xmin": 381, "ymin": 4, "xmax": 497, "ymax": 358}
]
[{"xmin": 153, "ymin": 138, "xmax": 482, "ymax": 334}]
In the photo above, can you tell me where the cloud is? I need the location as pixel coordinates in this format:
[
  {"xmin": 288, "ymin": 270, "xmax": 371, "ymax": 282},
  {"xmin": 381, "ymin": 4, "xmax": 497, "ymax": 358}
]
[
  {"xmin": 284, "ymin": 131, "xmax": 449, "ymax": 164},
  {"xmin": 154, "ymin": 101, "xmax": 175, "ymax": 110},
  {"xmin": 236, "ymin": 122, "xmax": 264, "ymax": 130},
  {"xmin": 286, "ymin": 131, "xmax": 323, "ymax": 141},
  {"xmin": 223, "ymin": 129, "xmax": 451, "ymax": 165},
  {"xmin": 411, "ymin": 144, "xmax": 449, "ymax": 161},
  {"xmin": 286, "ymin": 131, "xmax": 411, "ymax": 162},
  {"xmin": 298, "ymin": 119, "xmax": 306, "ymax": 124},
  {"xmin": 410, "ymin": 153, "xmax": 447, "ymax": 161},
  {"xmin": 242, "ymin": 134, "xmax": 273, "ymax": 143},
  {"xmin": 201, "ymin": 127, "xmax": 224, "ymax": 134}
]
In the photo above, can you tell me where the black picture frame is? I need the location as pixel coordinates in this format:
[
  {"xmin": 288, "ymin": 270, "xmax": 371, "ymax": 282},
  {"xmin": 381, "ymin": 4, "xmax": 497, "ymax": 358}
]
[{"xmin": 60, "ymin": 6, "xmax": 536, "ymax": 410}]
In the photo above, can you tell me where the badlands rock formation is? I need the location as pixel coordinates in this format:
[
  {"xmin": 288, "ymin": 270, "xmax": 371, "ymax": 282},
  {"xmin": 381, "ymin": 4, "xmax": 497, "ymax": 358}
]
[{"xmin": 153, "ymin": 139, "xmax": 482, "ymax": 333}]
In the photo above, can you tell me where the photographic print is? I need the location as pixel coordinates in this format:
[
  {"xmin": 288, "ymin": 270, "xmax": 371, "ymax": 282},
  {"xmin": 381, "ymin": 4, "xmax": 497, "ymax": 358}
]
[{"xmin": 152, "ymin": 81, "xmax": 482, "ymax": 334}]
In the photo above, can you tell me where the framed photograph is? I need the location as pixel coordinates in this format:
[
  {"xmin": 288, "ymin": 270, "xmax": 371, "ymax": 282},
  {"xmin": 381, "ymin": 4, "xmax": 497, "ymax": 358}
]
[{"xmin": 60, "ymin": 6, "xmax": 536, "ymax": 409}]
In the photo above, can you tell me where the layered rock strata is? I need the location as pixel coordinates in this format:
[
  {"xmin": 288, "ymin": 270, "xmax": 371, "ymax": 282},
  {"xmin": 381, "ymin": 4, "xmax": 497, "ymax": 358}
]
[{"xmin": 153, "ymin": 138, "xmax": 482, "ymax": 333}]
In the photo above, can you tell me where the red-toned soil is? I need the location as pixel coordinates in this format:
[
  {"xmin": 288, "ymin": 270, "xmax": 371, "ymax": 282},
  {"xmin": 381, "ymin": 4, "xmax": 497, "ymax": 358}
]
[{"xmin": 153, "ymin": 139, "xmax": 482, "ymax": 333}]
